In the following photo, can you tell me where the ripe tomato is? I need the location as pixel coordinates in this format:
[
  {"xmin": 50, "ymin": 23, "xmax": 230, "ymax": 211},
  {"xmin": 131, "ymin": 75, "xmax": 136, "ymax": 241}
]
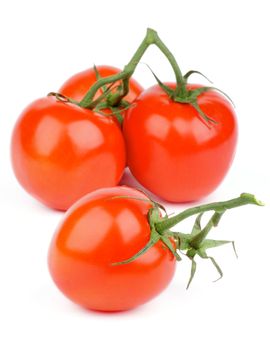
[
  {"xmin": 11, "ymin": 97, "xmax": 126, "ymax": 211},
  {"xmin": 123, "ymin": 84, "xmax": 237, "ymax": 202},
  {"xmin": 59, "ymin": 65, "xmax": 143, "ymax": 105},
  {"xmin": 48, "ymin": 186, "xmax": 176, "ymax": 311}
]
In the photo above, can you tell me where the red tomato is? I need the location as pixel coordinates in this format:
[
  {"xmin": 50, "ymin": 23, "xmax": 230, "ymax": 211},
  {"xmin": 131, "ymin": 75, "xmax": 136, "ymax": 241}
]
[
  {"xmin": 11, "ymin": 97, "xmax": 126, "ymax": 210},
  {"xmin": 59, "ymin": 65, "xmax": 143, "ymax": 105},
  {"xmin": 48, "ymin": 186, "xmax": 176, "ymax": 311},
  {"xmin": 123, "ymin": 84, "xmax": 238, "ymax": 202}
]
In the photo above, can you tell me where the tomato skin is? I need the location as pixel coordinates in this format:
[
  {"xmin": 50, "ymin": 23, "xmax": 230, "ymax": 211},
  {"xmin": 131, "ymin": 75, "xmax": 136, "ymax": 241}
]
[
  {"xmin": 59, "ymin": 65, "xmax": 143, "ymax": 104},
  {"xmin": 48, "ymin": 186, "xmax": 176, "ymax": 311},
  {"xmin": 123, "ymin": 84, "xmax": 238, "ymax": 202},
  {"xmin": 11, "ymin": 97, "xmax": 126, "ymax": 210}
]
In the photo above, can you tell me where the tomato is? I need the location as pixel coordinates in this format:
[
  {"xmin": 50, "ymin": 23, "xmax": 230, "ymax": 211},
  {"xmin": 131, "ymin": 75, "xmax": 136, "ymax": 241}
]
[
  {"xmin": 123, "ymin": 83, "xmax": 238, "ymax": 202},
  {"xmin": 48, "ymin": 186, "xmax": 176, "ymax": 311},
  {"xmin": 59, "ymin": 65, "xmax": 143, "ymax": 106},
  {"xmin": 11, "ymin": 97, "xmax": 126, "ymax": 211}
]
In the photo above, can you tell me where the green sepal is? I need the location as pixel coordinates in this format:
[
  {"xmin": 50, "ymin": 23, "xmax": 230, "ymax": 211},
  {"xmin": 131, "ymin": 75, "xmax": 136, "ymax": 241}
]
[
  {"xmin": 145, "ymin": 63, "xmax": 175, "ymax": 97},
  {"xmin": 177, "ymin": 233, "xmax": 192, "ymax": 250},
  {"xmin": 190, "ymin": 211, "xmax": 225, "ymax": 249},
  {"xmin": 200, "ymin": 239, "xmax": 238, "ymax": 258},
  {"xmin": 183, "ymin": 70, "xmax": 213, "ymax": 84},
  {"xmin": 92, "ymin": 65, "xmax": 133, "ymax": 124},
  {"xmin": 112, "ymin": 206, "xmax": 161, "ymax": 265},
  {"xmin": 112, "ymin": 230, "xmax": 160, "ymax": 266},
  {"xmin": 197, "ymin": 249, "xmax": 223, "ymax": 282},
  {"xmin": 167, "ymin": 231, "xmax": 189, "ymax": 251},
  {"xmin": 189, "ymin": 85, "xmax": 235, "ymax": 107},
  {"xmin": 112, "ymin": 206, "xmax": 180, "ymax": 266},
  {"xmin": 119, "ymin": 100, "xmax": 131, "ymax": 108},
  {"xmin": 188, "ymin": 86, "xmax": 212, "ymax": 99},
  {"xmin": 93, "ymin": 64, "xmax": 102, "ymax": 81},
  {"xmin": 173, "ymin": 96, "xmax": 190, "ymax": 104},
  {"xmin": 87, "ymin": 82, "xmax": 116, "ymax": 109},
  {"xmin": 174, "ymin": 94, "xmax": 217, "ymax": 125},
  {"xmin": 186, "ymin": 259, "xmax": 197, "ymax": 290},
  {"xmin": 200, "ymin": 239, "xmax": 233, "ymax": 250},
  {"xmin": 191, "ymin": 213, "xmax": 203, "ymax": 236},
  {"xmin": 210, "ymin": 86, "xmax": 235, "ymax": 107},
  {"xmin": 93, "ymin": 64, "xmax": 101, "ymax": 78},
  {"xmin": 190, "ymin": 101, "xmax": 217, "ymax": 125},
  {"xmin": 93, "ymin": 64, "xmax": 112, "ymax": 98},
  {"xmin": 177, "ymin": 211, "xmax": 228, "ymax": 287},
  {"xmin": 160, "ymin": 235, "xmax": 181, "ymax": 261},
  {"xmin": 107, "ymin": 106, "xmax": 124, "ymax": 124},
  {"xmin": 106, "ymin": 85, "xmax": 125, "ymax": 106},
  {"xmin": 174, "ymin": 84, "xmax": 234, "ymax": 126}
]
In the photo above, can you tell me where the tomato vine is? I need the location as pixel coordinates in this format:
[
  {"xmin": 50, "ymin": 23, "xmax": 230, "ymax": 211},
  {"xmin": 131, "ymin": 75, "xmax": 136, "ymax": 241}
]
[
  {"xmin": 47, "ymin": 28, "xmax": 232, "ymax": 125},
  {"xmin": 112, "ymin": 193, "xmax": 263, "ymax": 288}
]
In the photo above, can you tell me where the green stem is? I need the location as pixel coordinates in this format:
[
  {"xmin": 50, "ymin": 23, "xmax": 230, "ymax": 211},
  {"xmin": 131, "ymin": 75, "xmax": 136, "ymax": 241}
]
[
  {"xmin": 79, "ymin": 70, "xmax": 127, "ymax": 108},
  {"xmin": 79, "ymin": 28, "xmax": 185, "ymax": 109},
  {"xmin": 155, "ymin": 193, "xmax": 263, "ymax": 233},
  {"xmin": 190, "ymin": 211, "xmax": 224, "ymax": 249},
  {"xmin": 152, "ymin": 33, "xmax": 186, "ymax": 96}
]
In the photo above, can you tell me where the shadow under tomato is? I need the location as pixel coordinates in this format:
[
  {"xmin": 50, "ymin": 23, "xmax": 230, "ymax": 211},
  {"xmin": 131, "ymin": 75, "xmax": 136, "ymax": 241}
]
[
  {"xmin": 75, "ymin": 301, "xmax": 155, "ymax": 317},
  {"xmin": 119, "ymin": 168, "xmax": 215, "ymax": 210},
  {"xmin": 119, "ymin": 168, "xmax": 163, "ymax": 202}
]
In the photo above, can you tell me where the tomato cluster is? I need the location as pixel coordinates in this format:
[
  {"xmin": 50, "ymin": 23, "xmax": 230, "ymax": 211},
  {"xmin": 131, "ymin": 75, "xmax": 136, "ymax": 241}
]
[
  {"xmin": 10, "ymin": 28, "xmax": 261, "ymax": 312},
  {"xmin": 11, "ymin": 67, "xmax": 237, "ymax": 209}
]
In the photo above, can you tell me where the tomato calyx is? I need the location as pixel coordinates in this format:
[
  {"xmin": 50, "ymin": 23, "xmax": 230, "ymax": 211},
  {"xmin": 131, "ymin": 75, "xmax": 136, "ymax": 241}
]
[
  {"xmin": 111, "ymin": 203, "xmax": 181, "ymax": 266},
  {"xmin": 113, "ymin": 193, "xmax": 263, "ymax": 288},
  {"xmin": 87, "ymin": 65, "xmax": 132, "ymax": 124},
  {"xmin": 147, "ymin": 64, "xmax": 234, "ymax": 125},
  {"xmin": 47, "ymin": 70, "xmax": 130, "ymax": 125},
  {"xmin": 170, "ymin": 211, "xmax": 238, "ymax": 289}
]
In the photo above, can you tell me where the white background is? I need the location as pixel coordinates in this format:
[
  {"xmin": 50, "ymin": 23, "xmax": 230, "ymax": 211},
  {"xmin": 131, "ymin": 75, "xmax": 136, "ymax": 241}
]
[{"xmin": 1, "ymin": 0, "xmax": 269, "ymax": 349}]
